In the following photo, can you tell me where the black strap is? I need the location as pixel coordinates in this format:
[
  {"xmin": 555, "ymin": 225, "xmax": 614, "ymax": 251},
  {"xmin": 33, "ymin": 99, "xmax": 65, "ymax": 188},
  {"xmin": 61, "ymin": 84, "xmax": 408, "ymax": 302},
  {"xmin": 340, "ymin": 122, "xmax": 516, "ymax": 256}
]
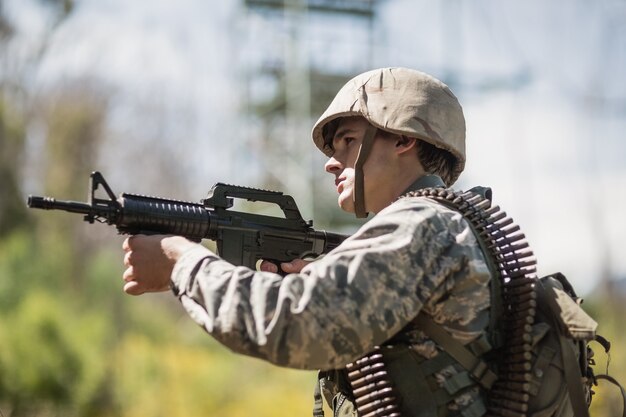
[
  {"xmin": 595, "ymin": 374, "xmax": 626, "ymax": 417},
  {"xmin": 558, "ymin": 331, "xmax": 591, "ymax": 417},
  {"xmin": 414, "ymin": 313, "xmax": 497, "ymax": 390}
]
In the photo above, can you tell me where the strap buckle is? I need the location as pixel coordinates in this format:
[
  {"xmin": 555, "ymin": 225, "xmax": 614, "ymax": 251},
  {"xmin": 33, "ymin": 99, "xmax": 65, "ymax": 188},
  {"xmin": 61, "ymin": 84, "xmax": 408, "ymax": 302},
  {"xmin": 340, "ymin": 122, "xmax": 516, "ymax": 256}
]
[{"xmin": 471, "ymin": 360, "xmax": 497, "ymax": 389}]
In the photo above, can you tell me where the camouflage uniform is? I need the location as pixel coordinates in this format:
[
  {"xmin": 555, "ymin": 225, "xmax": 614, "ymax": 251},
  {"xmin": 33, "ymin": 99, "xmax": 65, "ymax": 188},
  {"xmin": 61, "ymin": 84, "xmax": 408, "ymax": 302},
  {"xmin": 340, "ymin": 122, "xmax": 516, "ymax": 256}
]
[
  {"xmin": 169, "ymin": 67, "xmax": 492, "ymax": 415},
  {"xmin": 170, "ymin": 174, "xmax": 492, "ymax": 415}
]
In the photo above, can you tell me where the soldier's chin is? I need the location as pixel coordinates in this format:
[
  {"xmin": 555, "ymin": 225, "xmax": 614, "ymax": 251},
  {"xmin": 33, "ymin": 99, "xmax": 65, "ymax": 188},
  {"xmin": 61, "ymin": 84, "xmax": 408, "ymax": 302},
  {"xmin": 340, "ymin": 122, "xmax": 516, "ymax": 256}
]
[{"xmin": 338, "ymin": 195, "xmax": 355, "ymax": 214}]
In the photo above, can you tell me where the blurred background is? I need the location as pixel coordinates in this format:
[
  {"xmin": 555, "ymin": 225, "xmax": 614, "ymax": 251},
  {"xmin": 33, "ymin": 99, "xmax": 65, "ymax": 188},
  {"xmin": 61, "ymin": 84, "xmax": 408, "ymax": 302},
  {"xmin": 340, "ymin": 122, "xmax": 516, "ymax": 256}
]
[{"xmin": 0, "ymin": 0, "xmax": 625, "ymax": 415}]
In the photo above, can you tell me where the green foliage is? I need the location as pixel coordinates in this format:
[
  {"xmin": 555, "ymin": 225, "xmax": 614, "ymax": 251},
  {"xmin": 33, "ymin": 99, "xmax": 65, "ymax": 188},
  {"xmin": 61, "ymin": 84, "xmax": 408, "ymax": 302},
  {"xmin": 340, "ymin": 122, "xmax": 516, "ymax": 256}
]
[
  {"xmin": 0, "ymin": 227, "xmax": 317, "ymax": 416},
  {"xmin": 0, "ymin": 99, "xmax": 29, "ymax": 236},
  {"xmin": 111, "ymin": 333, "xmax": 315, "ymax": 417},
  {"xmin": 0, "ymin": 227, "xmax": 112, "ymax": 416},
  {"xmin": 0, "ymin": 290, "xmax": 110, "ymax": 416},
  {"xmin": 0, "ymin": 231, "xmax": 63, "ymax": 310}
]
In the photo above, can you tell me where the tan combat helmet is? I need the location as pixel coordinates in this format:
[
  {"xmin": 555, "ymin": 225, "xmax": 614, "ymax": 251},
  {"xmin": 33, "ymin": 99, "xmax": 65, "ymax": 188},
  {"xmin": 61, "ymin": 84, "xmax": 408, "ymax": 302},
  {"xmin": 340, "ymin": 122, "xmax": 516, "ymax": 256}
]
[{"xmin": 311, "ymin": 67, "xmax": 466, "ymax": 218}]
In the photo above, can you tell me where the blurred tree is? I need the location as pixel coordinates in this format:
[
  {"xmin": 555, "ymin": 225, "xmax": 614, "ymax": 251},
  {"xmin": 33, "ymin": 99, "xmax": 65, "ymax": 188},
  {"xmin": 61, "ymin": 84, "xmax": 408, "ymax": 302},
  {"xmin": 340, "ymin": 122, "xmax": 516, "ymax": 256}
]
[
  {"xmin": 0, "ymin": 0, "xmax": 75, "ymax": 237},
  {"xmin": 0, "ymin": 101, "xmax": 28, "ymax": 235},
  {"xmin": 38, "ymin": 83, "xmax": 108, "ymax": 198},
  {"xmin": 30, "ymin": 81, "xmax": 110, "ymax": 292}
]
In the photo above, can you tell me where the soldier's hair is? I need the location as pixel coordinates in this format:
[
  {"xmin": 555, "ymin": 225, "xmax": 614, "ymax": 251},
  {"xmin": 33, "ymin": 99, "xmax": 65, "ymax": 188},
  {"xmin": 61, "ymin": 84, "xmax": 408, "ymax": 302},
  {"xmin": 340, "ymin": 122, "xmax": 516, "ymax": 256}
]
[
  {"xmin": 377, "ymin": 129, "xmax": 457, "ymax": 186},
  {"xmin": 322, "ymin": 119, "xmax": 340, "ymax": 152},
  {"xmin": 415, "ymin": 139, "xmax": 457, "ymax": 186}
]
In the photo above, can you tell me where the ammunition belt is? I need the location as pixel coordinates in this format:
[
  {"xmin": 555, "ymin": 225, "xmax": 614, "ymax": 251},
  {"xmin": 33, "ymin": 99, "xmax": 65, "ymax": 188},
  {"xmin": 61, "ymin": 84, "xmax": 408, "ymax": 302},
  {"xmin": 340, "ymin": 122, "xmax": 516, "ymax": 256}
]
[
  {"xmin": 345, "ymin": 187, "xmax": 538, "ymax": 417},
  {"xmin": 413, "ymin": 187, "xmax": 538, "ymax": 417},
  {"xmin": 345, "ymin": 347, "xmax": 401, "ymax": 417}
]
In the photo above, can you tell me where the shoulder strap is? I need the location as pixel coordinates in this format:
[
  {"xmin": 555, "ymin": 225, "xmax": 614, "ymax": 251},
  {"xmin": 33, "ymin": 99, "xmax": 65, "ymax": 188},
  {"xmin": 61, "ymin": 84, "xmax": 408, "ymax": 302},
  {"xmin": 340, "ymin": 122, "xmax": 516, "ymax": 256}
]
[
  {"xmin": 595, "ymin": 374, "xmax": 626, "ymax": 417},
  {"xmin": 414, "ymin": 314, "xmax": 497, "ymax": 390}
]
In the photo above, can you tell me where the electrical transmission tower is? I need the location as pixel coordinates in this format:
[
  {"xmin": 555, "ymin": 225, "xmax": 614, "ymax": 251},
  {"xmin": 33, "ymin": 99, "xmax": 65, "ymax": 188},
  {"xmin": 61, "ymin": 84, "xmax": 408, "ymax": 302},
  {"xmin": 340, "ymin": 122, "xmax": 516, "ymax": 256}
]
[{"xmin": 241, "ymin": 0, "xmax": 380, "ymax": 220}]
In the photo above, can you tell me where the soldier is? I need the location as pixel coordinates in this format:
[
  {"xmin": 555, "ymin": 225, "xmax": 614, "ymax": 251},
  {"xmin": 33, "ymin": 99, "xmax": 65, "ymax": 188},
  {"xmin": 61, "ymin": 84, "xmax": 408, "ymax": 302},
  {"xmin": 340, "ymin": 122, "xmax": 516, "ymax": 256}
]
[{"xmin": 122, "ymin": 67, "xmax": 494, "ymax": 416}]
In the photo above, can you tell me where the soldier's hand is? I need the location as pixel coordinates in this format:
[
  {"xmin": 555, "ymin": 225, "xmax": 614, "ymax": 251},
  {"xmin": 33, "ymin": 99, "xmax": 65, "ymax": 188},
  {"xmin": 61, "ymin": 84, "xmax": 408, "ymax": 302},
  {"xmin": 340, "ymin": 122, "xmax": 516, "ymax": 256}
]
[
  {"xmin": 122, "ymin": 234, "xmax": 196, "ymax": 296},
  {"xmin": 259, "ymin": 259, "xmax": 311, "ymax": 274}
]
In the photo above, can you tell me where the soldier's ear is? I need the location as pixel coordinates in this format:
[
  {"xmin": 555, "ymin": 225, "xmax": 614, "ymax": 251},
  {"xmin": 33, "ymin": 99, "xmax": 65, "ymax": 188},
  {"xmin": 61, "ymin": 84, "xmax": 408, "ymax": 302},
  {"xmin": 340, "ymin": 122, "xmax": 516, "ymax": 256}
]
[{"xmin": 395, "ymin": 135, "xmax": 417, "ymax": 154}]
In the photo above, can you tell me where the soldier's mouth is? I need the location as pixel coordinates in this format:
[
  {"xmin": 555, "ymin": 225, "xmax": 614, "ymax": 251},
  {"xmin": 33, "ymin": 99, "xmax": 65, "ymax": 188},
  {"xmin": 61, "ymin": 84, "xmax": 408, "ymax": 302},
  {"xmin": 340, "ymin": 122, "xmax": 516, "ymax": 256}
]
[{"xmin": 335, "ymin": 177, "xmax": 347, "ymax": 194}]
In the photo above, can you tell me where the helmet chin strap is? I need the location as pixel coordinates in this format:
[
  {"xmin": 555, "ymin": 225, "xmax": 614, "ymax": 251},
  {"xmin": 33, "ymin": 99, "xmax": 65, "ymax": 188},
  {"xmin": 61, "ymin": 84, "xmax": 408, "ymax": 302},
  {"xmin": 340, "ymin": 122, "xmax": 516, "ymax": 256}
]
[{"xmin": 353, "ymin": 125, "xmax": 378, "ymax": 218}]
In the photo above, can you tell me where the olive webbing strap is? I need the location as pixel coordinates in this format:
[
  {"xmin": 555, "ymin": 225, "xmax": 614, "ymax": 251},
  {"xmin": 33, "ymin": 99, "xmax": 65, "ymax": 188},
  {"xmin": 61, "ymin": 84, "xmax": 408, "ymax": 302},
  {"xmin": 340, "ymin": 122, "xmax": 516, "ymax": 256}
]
[
  {"xmin": 414, "ymin": 314, "xmax": 498, "ymax": 390},
  {"xmin": 353, "ymin": 125, "xmax": 378, "ymax": 218},
  {"xmin": 559, "ymin": 335, "xmax": 592, "ymax": 417}
]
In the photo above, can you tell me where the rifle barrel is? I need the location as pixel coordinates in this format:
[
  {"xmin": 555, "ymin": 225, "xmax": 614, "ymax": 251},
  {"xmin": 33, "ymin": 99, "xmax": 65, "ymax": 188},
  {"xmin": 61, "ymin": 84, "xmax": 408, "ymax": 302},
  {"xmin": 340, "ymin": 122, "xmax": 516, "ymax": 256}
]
[{"xmin": 27, "ymin": 196, "xmax": 94, "ymax": 214}]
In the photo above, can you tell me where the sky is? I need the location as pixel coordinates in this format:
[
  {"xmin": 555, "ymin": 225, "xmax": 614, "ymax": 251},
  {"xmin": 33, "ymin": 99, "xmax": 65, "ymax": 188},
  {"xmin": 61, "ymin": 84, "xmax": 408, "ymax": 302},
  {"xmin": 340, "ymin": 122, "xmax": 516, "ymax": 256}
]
[{"xmin": 5, "ymin": 0, "xmax": 626, "ymax": 295}]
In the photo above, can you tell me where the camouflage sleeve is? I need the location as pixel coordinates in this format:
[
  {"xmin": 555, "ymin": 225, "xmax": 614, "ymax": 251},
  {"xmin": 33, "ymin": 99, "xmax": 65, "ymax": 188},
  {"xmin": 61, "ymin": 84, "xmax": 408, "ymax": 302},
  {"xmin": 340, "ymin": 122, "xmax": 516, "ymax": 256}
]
[{"xmin": 170, "ymin": 197, "xmax": 488, "ymax": 370}]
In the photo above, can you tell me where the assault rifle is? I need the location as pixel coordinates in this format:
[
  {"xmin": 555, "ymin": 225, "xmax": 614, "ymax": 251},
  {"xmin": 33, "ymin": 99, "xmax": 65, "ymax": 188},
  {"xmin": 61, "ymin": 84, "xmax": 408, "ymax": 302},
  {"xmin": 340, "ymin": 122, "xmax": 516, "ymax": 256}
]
[{"xmin": 27, "ymin": 171, "xmax": 347, "ymax": 268}]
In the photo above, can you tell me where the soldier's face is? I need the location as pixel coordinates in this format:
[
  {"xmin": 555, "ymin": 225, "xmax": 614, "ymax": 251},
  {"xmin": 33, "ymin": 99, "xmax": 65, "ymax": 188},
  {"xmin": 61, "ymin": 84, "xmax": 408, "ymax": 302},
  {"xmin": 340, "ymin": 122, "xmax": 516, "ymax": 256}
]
[{"xmin": 324, "ymin": 117, "xmax": 398, "ymax": 214}]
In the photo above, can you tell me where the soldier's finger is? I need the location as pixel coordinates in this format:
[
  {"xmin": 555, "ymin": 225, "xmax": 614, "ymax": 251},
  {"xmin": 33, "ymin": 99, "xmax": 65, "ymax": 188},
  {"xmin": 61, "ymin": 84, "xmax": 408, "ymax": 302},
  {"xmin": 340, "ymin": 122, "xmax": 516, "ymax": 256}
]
[
  {"xmin": 123, "ymin": 280, "xmax": 144, "ymax": 296},
  {"xmin": 122, "ymin": 266, "xmax": 135, "ymax": 282},
  {"xmin": 123, "ymin": 250, "xmax": 133, "ymax": 267},
  {"xmin": 281, "ymin": 259, "xmax": 310, "ymax": 273},
  {"xmin": 260, "ymin": 261, "xmax": 279, "ymax": 273},
  {"xmin": 122, "ymin": 237, "xmax": 132, "ymax": 252}
]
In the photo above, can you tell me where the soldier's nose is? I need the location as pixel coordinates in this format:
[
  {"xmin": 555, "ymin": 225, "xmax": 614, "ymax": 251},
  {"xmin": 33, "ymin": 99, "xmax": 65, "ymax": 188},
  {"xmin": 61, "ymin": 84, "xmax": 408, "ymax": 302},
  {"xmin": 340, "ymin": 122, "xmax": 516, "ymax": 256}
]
[{"xmin": 325, "ymin": 156, "xmax": 342, "ymax": 174}]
